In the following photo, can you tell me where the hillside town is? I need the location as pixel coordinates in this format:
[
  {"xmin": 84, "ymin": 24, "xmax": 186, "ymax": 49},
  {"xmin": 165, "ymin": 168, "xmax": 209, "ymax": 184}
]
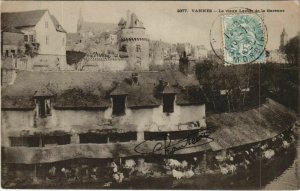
[{"xmin": 1, "ymin": 7, "xmax": 299, "ymax": 189}]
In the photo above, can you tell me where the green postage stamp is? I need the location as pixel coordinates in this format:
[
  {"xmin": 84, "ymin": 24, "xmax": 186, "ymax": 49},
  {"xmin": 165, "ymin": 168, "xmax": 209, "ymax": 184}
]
[{"xmin": 222, "ymin": 13, "xmax": 266, "ymax": 64}]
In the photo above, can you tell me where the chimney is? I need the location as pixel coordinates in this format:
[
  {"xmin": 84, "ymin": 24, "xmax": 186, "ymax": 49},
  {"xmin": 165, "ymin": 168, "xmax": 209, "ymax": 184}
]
[{"xmin": 179, "ymin": 51, "xmax": 189, "ymax": 74}]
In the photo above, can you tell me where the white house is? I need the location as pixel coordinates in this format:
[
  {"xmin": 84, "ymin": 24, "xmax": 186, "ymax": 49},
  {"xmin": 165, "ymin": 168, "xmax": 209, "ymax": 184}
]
[{"xmin": 1, "ymin": 10, "xmax": 68, "ymax": 70}]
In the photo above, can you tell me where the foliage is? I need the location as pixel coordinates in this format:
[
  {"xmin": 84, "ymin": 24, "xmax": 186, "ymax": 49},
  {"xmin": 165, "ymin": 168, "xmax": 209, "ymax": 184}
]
[
  {"xmin": 195, "ymin": 60, "xmax": 266, "ymax": 112},
  {"xmin": 66, "ymin": 51, "xmax": 86, "ymax": 65},
  {"xmin": 196, "ymin": 60, "xmax": 299, "ymax": 113},
  {"xmin": 24, "ymin": 43, "xmax": 39, "ymax": 57},
  {"xmin": 284, "ymin": 35, "xmax": 300, "ymax": 65}
]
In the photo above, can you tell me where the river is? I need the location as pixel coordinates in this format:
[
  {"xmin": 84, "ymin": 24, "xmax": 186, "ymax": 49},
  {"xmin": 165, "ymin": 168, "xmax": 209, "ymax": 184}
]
[
  {"xmin": 11, "ymin": 123, "xmax": 300, "ymax": 190},
  {"xmin": 264, "ymin": 124, "xmax": 299, "ymax": 190},
  {"xmin": 115, "ymin": 125, "xmax": 300, "ymax": 190}
]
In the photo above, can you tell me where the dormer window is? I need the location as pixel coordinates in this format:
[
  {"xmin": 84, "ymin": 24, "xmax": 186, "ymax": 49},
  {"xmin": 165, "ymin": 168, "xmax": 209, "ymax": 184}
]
[
  {"xmin": 34, "ymin": 87, "xmax": 54, "ymax": 118},
  {"xmin": 112, "ymin": 95, "xmax": 126, "ymax": 116},
  {"xmin": 163, "ymin": 94, "xmax": 175, "ymax": 113},
  {"xmin": 110, "ymin": 85, "xmax": 127, "ymax": 116},
  {"xmin": 38, "ymin": 98, "xmax": 51, "ymax": 117},
  {"xmin": 162, "ymin": 85, "xmax": 176, "ymax": 113}
]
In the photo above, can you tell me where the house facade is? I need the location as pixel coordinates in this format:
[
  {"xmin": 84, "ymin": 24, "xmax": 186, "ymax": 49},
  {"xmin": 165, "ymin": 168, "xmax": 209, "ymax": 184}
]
[
  {"xmin": 1, "ymin": 28, "xmax": 25, "ymax": 57},
  {"xmin": 2, "ymin": 70, "xmax": 206, "ymax": 163},
  {"xmin": 1, "ymin": 10, "xmax": 68, "ymax": 70}
]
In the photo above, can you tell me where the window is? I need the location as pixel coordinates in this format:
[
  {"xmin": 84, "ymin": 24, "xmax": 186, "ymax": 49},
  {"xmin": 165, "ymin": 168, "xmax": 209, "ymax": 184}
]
[
  {"xmin": 42, "ymin": 135, "xmax": 70, "ymax": 147},
  {"xmin": 24, "ymin": 35, "xmax": 28, "ymax": 42},
  {"xmin": 136, "ymin": 45, "xmax": 141, "ymax": 52},
  {"xmin": 46, "ymin": 36, "xmax": 48, "ymax": 45},
  {"xmin": 163, "ymin": 94, "xmax": 175, "ymax": 113},
  {"xmin": 10, "ymin": 137, "xmax": 40, "ymax": 147},
  {"xmin": 112, "ymin": 95, "xmax": 126, "ymax": 116},
  {"xmin": 79, "ymin": 133, "xmax": 108, "ymax": 144},
  {"xmin": 11, "ymin": 50, "xmax": 15, "ymax": 56},
  {"xmin": 119, "ymin": 44, "xmax": 127, "ymax": 52},
  {"xmin": 45, "ymin": 21, "xmax": 48, "ymax": 28},
  {"xmin": 38, "ymin": 98, "xmax": 51, "ymax": 118},
  {"xmin": 62, "ymin": 37, "xmax": 65, "ymax": 45},
  {"xmin": 29, "ymin": 35, "xmax": 34, "ymax": 42}
]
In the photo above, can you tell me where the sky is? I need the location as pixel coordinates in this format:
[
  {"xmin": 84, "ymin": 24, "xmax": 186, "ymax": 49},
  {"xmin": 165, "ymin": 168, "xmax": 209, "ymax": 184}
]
[{"xmin": 2, "ymin": 1, "xmax": 300, "ymax": 50}]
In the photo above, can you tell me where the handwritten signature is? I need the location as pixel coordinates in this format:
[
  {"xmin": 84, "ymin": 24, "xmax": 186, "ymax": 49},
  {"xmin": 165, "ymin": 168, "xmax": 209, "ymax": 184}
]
[{"xmin": 134, "ymin": 129, "xmax": 214, "ymax": 156}]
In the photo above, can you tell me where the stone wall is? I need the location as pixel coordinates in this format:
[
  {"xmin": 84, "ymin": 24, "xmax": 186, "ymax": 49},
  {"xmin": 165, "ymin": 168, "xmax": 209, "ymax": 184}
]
[
  {"xmin": 31, "ymin": 55, "xmax": 71, "ymax": 71},
  {"xmin": 79, "ymin": 57, "xmax": 127, "ymax": 71},
  {"xmin": 1, "ymin": 100, "xmax": 206, "ymax": 146}
]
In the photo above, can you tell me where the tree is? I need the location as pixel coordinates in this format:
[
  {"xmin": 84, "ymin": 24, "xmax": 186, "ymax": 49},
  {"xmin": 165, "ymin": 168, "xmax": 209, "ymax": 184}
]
[
  {"xmin": 285, "ymin": 35, "xmax": 300, "ymax": 65},
  {"xmin": 25, "ymin": 43, "xmax": 39, "ymax": 57}
]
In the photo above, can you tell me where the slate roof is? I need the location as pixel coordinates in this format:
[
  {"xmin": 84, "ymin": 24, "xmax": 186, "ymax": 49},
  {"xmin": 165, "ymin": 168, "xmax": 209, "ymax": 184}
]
[
  {"xmin": 50, "ymin": 14, "xmax": 67, "ymax": 33},
  {"xmin": 1, "ymin": 96, "xmax": 35, "ymax": 110},
  {"xmin": 118, "ymin": 18, "xmax": 126, "ymax": 26},
  {"xmin": 129, "ymin": 13, "xmax": 145, "ymax": 29},
  {"xmin": 1, "ymin": 10, "xmax": 66, "ymax": 33},
  {"xmin": 34, "ymin": 87, "xmax": 54, "ymax": 97},
  {"xmin": 1, "ymin": 70, "xmax": 204, "ymax": 110},
  {"xmin": 1, "ymin": 27, "xmax": 23, "ymax": 34},
  {"xmin": 1, "ymin": 10, "xmax": 47, "ymax": 28},
  {"xmin": 207, "ymin": 99, "xmax": 297, "ymax": 151}
]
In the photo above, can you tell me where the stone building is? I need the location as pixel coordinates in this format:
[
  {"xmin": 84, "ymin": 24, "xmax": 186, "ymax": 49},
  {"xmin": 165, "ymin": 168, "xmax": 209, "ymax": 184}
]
[
  {"xmin": 192, "ymin": 45, "xmax": 208, "ymax": 61},
  {"xmin": 177, "ymin": 43, "xmax": 192, "ymax": 57},
  {"xmin": 279, "ymin": 28, "xmax": 288, "ymax": 52},
  {"xmin": 2, "ymin": 69, "xmax": 206, "ymax": 165},
  {"xmin": 1, "ymin": 27, "xmax": 25, "ymax": 57},
  {"xmin": 118, "ymin": 11, "xmax": 150, "ymax": 70},
  {"xmin": 150, "ymin": 41, "xmax": 164, "ymax": 65},
  {"xmin": 1, "ymin": 10, "xmax": 68, "ymax": 71},
  {"xmin": 266, "ymin": 28, "xmax": 288, "ymax": 64}
]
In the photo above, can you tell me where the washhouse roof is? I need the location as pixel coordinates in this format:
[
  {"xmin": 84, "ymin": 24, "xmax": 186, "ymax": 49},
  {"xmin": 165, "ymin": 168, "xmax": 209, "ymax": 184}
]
[{"xmin": 1, "ymin": 70, "xmax": 204, "ymax": 110}]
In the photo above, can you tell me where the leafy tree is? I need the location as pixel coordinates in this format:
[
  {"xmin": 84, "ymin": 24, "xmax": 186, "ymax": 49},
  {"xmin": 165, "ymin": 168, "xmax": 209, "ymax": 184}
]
[
  {"xmin": 285, "ymin": 35, "xmax": 299, "ymax": 65},
  {"xmin": 24, "ymin": 43, "xmax": 39, "ymax": 57}
]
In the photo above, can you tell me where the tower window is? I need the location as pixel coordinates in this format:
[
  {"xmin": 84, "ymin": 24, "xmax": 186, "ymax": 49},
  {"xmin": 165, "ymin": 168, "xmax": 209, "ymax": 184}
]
[
  {"xmin": 46, "ymin": 36, "xmax": 48, "ymax": 45},
  {"xmin": 112, "ymin": 95, "xmax": 126, "ymax": 116},
  {"xmin": 24, "ymin": 35, "xmax": 28, "ymax": 42},
  {"xmin": 163, "ymin": 94, "xmax": 175, "ymax": 113},
  {"xmin": 45, "ymin": 21, "xmax": 48, "ymax": 28},
  {"xmin": 29, "ymin": 35, "xmax": 34, "ymax": 42},
  {"xmin": 120, "ymin": 44, "xmax": 127, "ymax": 52},
  {"xmin": 62, "ymin": 37, "xmax": 65, "ymax": 45},
  {"xmin": 38, "ymin": 98, "xmax": 51, "ymax": 118},
  {"xmin": 136, "ymin": 45, "xmax": 141, "ymax": 52}
]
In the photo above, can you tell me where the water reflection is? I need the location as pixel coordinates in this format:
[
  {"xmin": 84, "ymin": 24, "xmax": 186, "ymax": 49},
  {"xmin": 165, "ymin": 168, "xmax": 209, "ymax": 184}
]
[
  {"xmin": 113, "ymin": 128, "xmax": 299, "ymax": 190},
  {"xmin": 264, "ymin": 125, "xmax": 299, "ymax": 190},
  {"xmin": 11, "ymin": 126, "xmax": 300, "ymax": 189},
  {"xmin": 112, "ymin": 145, "xmax": 297, "ymax": 189}
]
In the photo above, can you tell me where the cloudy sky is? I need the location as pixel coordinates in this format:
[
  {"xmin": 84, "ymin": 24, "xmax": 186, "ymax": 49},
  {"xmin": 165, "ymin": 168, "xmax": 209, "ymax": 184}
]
[{"xmin": 2, "ymin": 1, "xmax": 300, "ymax": 50}]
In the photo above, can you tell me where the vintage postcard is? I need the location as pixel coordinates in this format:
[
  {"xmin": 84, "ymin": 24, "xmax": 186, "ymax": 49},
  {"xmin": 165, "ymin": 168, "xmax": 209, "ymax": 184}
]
[{"xmin": 1, "ymin": 1, "xmax": 300, "ymax": 189}]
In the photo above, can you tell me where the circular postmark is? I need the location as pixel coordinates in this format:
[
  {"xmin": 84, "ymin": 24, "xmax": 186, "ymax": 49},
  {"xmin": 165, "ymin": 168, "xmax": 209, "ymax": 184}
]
[{"xmin": 210, "ymin": 7, "xmax": 268, "ymax": 65}]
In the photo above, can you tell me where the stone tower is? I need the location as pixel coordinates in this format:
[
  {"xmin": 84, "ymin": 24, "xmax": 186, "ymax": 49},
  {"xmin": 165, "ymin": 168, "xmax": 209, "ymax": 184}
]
[
  {"xmin": 77, "ymin": 8, "xmax": 83, "ymax": 33},
  {"xmin": 118, "ymin": 11, "xmax": 150, "ymax": 71},
  {"xmin": 152, "ymin": 41, "xmax": 164, "ymax": 65},
  {"xmin": 279, "ymin": 28, "xmax": 288, "ymax": 51}
]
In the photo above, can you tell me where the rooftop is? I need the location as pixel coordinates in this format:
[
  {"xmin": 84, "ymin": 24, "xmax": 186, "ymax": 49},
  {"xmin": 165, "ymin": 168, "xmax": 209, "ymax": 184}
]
[
  {"xmin": 1, "ymin": 9, "xmax": 66, "ymax": 33},
  {"xmin": 2, "ymin": 70, "xmax": 203, "ymax": 110}
]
